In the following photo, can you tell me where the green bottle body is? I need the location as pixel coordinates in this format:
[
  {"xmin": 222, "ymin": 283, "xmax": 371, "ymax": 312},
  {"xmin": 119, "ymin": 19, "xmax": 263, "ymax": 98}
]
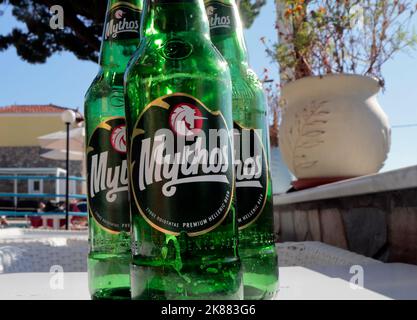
[
  {"xmin": 125, "ymin": 0, "xmax": 242, "ymax": 300},
  {"xmin": 205, "ymin": 0, "xmax": 279, "ymax": 300},
  {"xmin": 84, "ymin": 0, "xmax": 142, "ymax": 300}
]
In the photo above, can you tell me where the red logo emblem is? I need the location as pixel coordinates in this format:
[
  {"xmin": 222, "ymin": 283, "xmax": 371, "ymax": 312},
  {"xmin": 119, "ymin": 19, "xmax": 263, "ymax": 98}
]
[
  {"xmin": 115, "ymin": 10, "xmax": 125, "ymax": 19},
  {"xmin": 169, "ymin": 103, "xmax": 206, "ymax": 136},
  {"xmin": 110, "ymin": 124, "xmax": 127, "ymax": 154}
]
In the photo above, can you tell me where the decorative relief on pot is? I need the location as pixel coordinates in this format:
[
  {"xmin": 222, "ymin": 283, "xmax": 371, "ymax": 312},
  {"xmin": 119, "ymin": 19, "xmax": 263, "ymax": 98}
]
[
  {"xmin": 286, "ymin": 100, "xmax": 330, "ymax": 177},
  {"xmin": 279, "ymin": 74, "xmax": 391, "ymax": 182}
]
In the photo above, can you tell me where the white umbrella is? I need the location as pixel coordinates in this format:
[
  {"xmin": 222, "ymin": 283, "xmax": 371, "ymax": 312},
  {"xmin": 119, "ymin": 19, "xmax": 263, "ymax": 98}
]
[
  {"xmin": 38, "ymin": 126, "xmax": 87, "ymax": 192},
  {"xmin": 38, "ymin": 127, "xmax": 85, "ymax": 152},
  {"xmin": 40, "ymin": 147, "xmax": 87, "ymax": 195},
  {"xmin": 40, "ymin": 149, "xmax": 84, "ymax": 161}
]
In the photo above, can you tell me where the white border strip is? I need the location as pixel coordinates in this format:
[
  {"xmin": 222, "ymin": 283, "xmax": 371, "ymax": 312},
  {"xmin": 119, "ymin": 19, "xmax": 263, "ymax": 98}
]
[{"xmin": 274, "ymin": 165, "xmax": 417, "ymax": 206}]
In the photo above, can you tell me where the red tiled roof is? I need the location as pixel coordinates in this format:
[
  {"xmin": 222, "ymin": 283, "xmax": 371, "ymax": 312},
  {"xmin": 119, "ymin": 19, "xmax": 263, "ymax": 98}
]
[
  {"xmin": 0, "ymin": 104, "xmax": 83, "ymax": 121},
  {"xmin": 0, "ymin": 104, "xmax": 78, "ymax": 114}
]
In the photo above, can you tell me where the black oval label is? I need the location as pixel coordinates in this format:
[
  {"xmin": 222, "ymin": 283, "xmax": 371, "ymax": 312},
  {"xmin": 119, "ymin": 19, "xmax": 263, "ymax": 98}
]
[
  {"xmin": 104, "ymin": 2, "xmax": 141, "ymax": 41},
  {"xmin": 130, "ymin": 93, "xmax": 234, "ymax": 236},
  {"xmin": 205, "ymin": 0, "xmax": 236, "ymax": 36},
  {"xmin": 87, "ymin": 117, "xmax": 130, "ymax": 233},
  {"xmin": 234, "ymin": 122, "xmax": 268, "ymax": 229}
]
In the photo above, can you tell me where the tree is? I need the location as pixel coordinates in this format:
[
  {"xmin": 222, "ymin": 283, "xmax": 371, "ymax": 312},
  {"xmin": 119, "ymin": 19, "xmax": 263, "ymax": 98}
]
[
  {"xmin": 0, "ymin": 0, "xmax": 266, "ymax": 64},
  {"xmin": 238, "ymin": 0, "xmax": 266, "ymax": 28},
  {"xmin": 270, "ymin": 0, "xmax": 417, "ymax": 84}
]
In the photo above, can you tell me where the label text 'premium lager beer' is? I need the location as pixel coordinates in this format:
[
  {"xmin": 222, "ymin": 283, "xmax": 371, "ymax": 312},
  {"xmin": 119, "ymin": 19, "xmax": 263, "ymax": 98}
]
[
  {"xmin": 125, "ymin": 0, "xmax": 243, "ymax": 300},
  {"xmin": 205, "ymin": 0, "xmax": 279, "ymax": 300},
  {"xmin": 84, "ymin": 0, "xmax": 142, "ymax": 300}
]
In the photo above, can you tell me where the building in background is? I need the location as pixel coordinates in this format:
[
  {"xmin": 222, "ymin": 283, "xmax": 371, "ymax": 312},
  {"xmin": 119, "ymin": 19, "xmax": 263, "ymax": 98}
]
[{"xmin": 0, "ymin": 104, "xmax": 84, "ymax": 210}]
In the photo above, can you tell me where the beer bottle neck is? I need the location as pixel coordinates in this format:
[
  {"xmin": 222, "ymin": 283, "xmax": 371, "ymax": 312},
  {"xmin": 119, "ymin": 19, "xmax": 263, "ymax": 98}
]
[
  {"xmin": 141, "ymin": 0, "xmax": 210, "ymax": 37},
  {"xmin": 99, "ymin": 0, "xmax": 143, "ymax": 72},
  {"xmin": 206, "ymin": 0, "xmax": 249, "ymax": 69}
]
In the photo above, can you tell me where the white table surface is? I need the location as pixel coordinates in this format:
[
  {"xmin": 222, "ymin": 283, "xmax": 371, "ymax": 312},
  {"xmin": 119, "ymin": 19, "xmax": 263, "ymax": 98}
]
[{"xmin": 1, "ymin": 263, "xmax": 416, "ymax": 300}]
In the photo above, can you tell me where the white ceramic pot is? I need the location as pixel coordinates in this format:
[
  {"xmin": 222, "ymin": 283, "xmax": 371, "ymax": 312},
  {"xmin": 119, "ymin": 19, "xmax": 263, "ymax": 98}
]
[{"xmin": 279, "ymin": 74, "xmax": 391, "ymax": 180}]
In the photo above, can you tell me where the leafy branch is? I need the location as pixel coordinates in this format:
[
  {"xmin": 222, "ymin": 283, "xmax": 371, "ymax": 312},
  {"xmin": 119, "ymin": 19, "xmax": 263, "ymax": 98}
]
[{"xmin": 266, "ymin": 0, "xmax": 417, "ymax": 85}]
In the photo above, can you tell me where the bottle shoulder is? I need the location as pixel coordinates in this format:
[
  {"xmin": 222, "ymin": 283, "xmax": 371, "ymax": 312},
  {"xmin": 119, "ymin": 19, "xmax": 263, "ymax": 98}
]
[
  {"xmin": 84, "ymin": 71, "xmax": 125, "ymax": 116},
  {"xmin": 246, "ymin": 68, "xmax": 263, "ymax": 88},
  {"xmin": 85, "ymin": 70, "xmax": 125, "ymax": 97},
  {"xmin": 86, "ymin": 68, "xmax": 126, "ymax": 89},
  {"xmin": 125, "ymin": 34, "xmax": 230, "ymax": 81},
  {"xmin": 229, "ymin": 64, "xmax": 263, "ymax": 88},
  {"xmin": 231, "ymin": 68, "xmax": 265, "ymax": 101},
  {"xmin": 229, "ymin": 67, "xmax": 269, "ymax": 126}
]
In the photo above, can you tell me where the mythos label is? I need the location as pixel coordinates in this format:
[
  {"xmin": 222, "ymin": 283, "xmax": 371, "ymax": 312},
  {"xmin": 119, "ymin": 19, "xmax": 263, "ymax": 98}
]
[
  {"xmin": 205, "ymin": 0, "xmax": 236, "ymax": 36},
  {"xmin": 130, "ymin": 93, "xmax": 234, "ymax": 237},
  {"xmin": 87, "ymin": 117, "xmax": 130, "ymax": 233},
  {"xmin": 104, "ymin": 2, "xmax": 141, "ymax": 41},
  {"xmin": 234, "ymin": 123, "xmax": 268, "ymax": 229}
]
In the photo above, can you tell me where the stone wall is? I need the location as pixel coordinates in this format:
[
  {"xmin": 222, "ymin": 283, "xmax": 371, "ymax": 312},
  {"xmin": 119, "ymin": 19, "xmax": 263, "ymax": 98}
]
[{"xmin": 274, "ymin": 188, "xmax": 417, "ymax": 265}]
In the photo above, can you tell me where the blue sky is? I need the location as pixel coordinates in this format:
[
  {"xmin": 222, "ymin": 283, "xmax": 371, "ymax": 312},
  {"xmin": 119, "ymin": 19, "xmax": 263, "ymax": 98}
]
[{"xmin": 0, "ymin": 0, "xmax": 416, "ymax": 172}]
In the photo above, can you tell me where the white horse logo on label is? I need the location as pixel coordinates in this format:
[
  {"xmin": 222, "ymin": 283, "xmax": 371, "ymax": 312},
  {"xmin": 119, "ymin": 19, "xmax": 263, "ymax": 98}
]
[
  {"xmin": 115, "ymin": 10, "xmax": 125, "ymax": 19},
  {"xmin": 206, "ymin": 6, "xmax": 215, "ymax": 16},
  {"xmin": 111, "ymin": 125, "xmax": 127, "ymax": 153},
  {"xmin": 169, "ymin": 104, "xmax": 207, "ymax": 136}
]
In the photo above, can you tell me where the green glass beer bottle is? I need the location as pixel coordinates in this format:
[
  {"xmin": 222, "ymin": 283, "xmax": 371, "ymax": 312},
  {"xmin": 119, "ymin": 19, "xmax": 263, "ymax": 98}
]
[
  {"xmin": 84, "ymin": 0, "xmax": 143, "ymax": 300},
  {"xmin": 125, "ymin": 0, "xmax": 243, "ymax": 300},
  {"xmin": 205, "ymin": 0, "xmax": 279, "ymax": 300}
]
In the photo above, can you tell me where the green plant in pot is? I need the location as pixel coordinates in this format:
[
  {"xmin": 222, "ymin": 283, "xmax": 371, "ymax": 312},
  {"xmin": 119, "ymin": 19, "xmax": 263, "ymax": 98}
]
[{"xmin": 267, "ymin": 0, "xmax": 417, "ymax": 189}]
